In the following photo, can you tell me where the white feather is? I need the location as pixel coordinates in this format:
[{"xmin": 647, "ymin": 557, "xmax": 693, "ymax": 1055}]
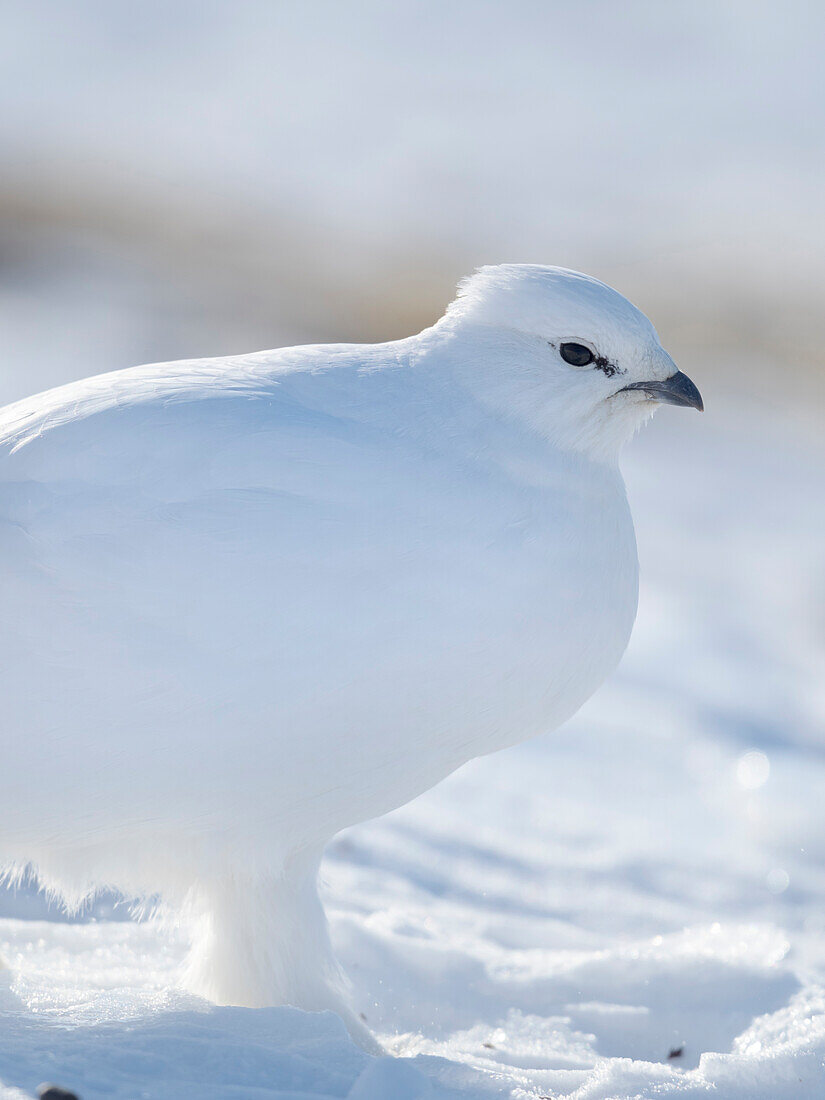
[{"xmin": 0, "ymin": 265, "xmax": 679, "ymax": 1045}]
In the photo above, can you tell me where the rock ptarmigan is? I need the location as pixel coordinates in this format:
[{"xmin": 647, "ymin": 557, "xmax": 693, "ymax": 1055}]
[{"xmin": 0, "ymin": 265, "xmax": 701, "ymax": 1046}]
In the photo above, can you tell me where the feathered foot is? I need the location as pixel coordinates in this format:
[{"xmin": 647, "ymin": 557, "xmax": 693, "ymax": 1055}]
[{"xmin": 180, "ymin": 850, "xmax": 382, "ymax": 1053}]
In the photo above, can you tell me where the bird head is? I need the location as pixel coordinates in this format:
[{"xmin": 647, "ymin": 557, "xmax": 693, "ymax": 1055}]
[{"xmin": 439, "ymin": 264, "xmax": 702, "ymax": 463}]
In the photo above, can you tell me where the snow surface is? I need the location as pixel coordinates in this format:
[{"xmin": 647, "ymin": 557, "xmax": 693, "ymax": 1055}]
[{"xmin": 1, "ymin": 388, "xmax": 824, "ymax": 1098}]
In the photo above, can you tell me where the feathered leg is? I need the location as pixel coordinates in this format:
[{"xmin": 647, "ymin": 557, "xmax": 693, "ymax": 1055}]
[{"xmin": 180, "ymin": 848, "xmax": 380, "ymax": 1051}]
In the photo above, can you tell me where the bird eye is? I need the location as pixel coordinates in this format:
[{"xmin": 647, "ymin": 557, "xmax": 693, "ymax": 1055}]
[{"xmin": 560, "ymin": 342, "xmax": 595, "ymax": 368}]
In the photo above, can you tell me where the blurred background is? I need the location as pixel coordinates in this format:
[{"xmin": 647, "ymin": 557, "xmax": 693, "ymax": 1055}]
[
  {"xmin": 1, "ymin": 1, "xmax": 825, "ymax": 1088},
  {"xmin": 2, "ymin": 0, "xmax": 825, "ymax": 419}
]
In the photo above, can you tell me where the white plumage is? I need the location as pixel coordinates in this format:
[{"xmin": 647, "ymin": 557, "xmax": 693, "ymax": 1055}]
[{"xmin": 0, "ymin": 265, "xmax": 700, "ymax": 1045}]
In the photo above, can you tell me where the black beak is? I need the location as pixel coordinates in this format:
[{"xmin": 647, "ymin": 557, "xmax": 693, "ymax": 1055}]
[{"xmin": 618, "ymin": 370, "xmax": 703, "ymax": 411}]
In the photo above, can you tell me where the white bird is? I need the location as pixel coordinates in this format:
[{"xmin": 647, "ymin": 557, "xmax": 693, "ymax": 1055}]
[{"xmin": 0, "ymin": 265, "xmax": 701, "ymax": 1045}]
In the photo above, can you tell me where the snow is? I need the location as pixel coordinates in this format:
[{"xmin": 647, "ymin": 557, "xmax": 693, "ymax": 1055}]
[{"xmin": 1, "ymin": 389, "xmax": 824, "ymax": 1097}]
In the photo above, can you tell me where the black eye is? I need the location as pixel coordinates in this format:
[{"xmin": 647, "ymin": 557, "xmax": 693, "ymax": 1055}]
[{"xmin": 559, "ymin": 342, "xmax": 595, "ymax": 367}]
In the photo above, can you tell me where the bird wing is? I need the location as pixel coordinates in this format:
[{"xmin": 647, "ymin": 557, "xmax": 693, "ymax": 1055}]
[{"xmin": 0, "ymin": 347, "xmax": 515, "ymax": 840}]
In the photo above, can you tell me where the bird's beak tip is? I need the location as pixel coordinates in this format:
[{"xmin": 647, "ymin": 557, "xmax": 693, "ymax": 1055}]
[{"xmin": 619, "ymin": 370, "xmax": 703, "ymax": 412}]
